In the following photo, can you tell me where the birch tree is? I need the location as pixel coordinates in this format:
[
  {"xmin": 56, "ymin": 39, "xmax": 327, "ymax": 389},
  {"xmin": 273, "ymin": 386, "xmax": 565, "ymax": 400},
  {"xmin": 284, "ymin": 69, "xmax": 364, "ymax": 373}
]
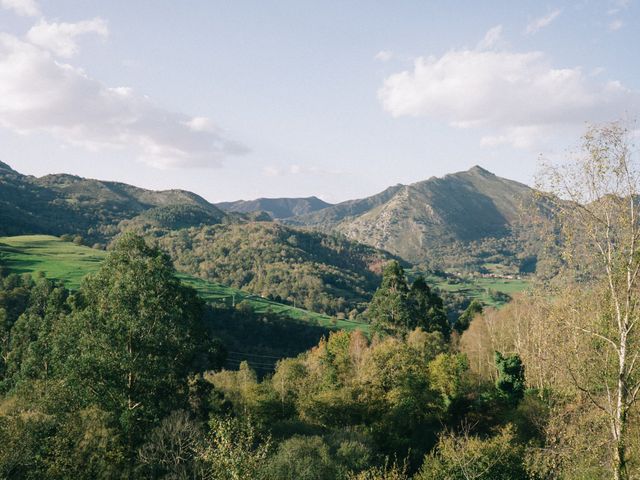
[{"xmin": 538, "ymin": 121, "xmax": 640, "ymax": 480}]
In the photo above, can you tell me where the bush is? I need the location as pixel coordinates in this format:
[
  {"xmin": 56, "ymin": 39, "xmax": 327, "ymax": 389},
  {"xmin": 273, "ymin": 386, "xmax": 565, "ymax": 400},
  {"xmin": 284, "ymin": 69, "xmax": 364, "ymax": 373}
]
[{"xmin": 416, "ymin": 425, "xmax": 528, "ymax": 480}]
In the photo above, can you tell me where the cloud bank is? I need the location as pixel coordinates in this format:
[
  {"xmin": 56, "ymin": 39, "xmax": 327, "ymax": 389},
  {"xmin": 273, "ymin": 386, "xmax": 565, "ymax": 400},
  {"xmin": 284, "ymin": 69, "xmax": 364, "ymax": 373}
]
[
  {"xmin": 379, "ymin": 27, "xmax": 639, "ymax": 148},
  {"xmin": 0, "ymin": 2, "xmax": 247, "ymax": 168}
]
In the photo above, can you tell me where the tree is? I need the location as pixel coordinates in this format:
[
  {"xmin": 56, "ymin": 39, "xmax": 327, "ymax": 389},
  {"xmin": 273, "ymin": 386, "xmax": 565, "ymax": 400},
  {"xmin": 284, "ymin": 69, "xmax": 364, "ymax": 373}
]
[
  {"xmin": 4, "ymin": 277, "xmax": 69, "ymax": 386},
  {"xmin": 454, "ymin": 299, "xmax": 483, "ymax": 334},
  {"xmin": 410, "ymin": 276, "xmax": 450, "ymax": 338},
  {"xmin": 368, "ymin": 263, "xmax": 448, "ymax": 337},
  {"xmin": 416, "ymin": 425, "xmax": 528, "ymax": 480},
  {"xmin": 138, "ymin": 410, "xmax": 206, "ymax": 479},
  {"xmin": 367, "ymin": 261, "xmax": 413, "ymax": 335},
  {"xmin": 494, "ymin": 352, "xmax": 525, "ymax": 405},
  {"xmin": 266, "ymin": 435, "xmax": 337, "ymax": 480},
  {"xmin": 538, "ymin": 121, "xmax": 640, "ymax": 479},
  {"xmin": 199, "ymin": 416, "xmax": 271, "ymax": 480},
  {"xmin": 55, "ymin": 234, "xmax": 207, "ymax": 469}
]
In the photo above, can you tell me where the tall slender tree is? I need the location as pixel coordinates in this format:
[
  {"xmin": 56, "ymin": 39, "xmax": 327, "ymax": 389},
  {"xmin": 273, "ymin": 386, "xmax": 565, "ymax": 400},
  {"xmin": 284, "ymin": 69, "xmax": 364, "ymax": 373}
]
[
  {"xmin": 539, "ymin": 121, "xmax": 640, "ymax": 480},
  {"xmin": 367, "ymin": 261, "xmax": 413, "ymax": 335}
]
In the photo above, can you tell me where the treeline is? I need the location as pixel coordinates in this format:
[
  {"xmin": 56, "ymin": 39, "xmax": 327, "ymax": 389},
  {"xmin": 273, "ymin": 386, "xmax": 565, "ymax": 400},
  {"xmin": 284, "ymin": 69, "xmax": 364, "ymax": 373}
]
[{"xmin": 206, "ymin": 328, "xmax": 532, "ymax": 479}]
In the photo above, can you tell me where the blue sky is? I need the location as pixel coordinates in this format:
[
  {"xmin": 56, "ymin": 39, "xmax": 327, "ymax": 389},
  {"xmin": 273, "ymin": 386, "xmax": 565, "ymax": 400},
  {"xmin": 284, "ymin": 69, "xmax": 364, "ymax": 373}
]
[{"xmin": 0, "ymin": 0, "xmax": 638, "ymax": 202}]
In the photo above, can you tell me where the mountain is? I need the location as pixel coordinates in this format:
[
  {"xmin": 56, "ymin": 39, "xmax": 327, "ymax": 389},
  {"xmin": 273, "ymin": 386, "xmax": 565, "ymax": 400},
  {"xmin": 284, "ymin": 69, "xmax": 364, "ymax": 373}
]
[
  {"xmin": 0, "ymin": 161, "xmax": 554, "ymax": 276},
  {"xmin": 216, "ymin": 196, "xmax": 332, "ymax": 219},
  {"xmin": 0, "ymin": 162, "xmax": 227, "ymax": 242},
  {"xmin": 0, "ymin": 162, "xmax": 398, "ymax": 316},
  {"xmin": 286, "ymin": 166, "xmax": 552, "ymax": 273}
]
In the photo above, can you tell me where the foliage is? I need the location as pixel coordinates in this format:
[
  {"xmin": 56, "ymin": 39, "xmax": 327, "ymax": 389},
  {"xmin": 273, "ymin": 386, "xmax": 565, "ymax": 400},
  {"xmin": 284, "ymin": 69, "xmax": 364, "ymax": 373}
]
[
  {"xmin": 266, "ymin": 435, "xmax": 338, "ymax": 480},
  {"xmin": 454, "ymin": 299, "xmax": 483, "ymax": 333},
  {"xmin": 199, "ymin": 416, "xmax": 271, "ymax": 480},
  {"xmin": 367, "ymin": 262, "xmax": 449, "ymax": 337},
  {"xmin": 149, "ymin": 222, "xmax": 396, "ymax": 316},
  {"xmin": 494, "ymin": 352, "xmax": 525, "ymax": 405},
  {"xmin": 0, "ymin": 235, "xmax": 222, "ymax": 477},
  {"xmin": 0, "ymin": 234, "xmax": 357, "ymax": 333},
  {"xmin": 416, "ymin": 425, "xmax": 529, "ymax": 480}
]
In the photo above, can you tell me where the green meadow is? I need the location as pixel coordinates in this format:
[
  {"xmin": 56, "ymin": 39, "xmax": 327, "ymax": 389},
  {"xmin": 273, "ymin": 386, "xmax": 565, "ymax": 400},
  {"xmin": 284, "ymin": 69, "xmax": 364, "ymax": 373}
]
[{"xmin": 425, "ymin": 273, "xmax": 530, "ymax": 307}]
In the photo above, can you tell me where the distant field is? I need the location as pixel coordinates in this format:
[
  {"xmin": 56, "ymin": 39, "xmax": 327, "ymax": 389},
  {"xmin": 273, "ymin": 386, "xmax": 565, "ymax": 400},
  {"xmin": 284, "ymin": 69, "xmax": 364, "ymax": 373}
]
[
  {"xmin": 0, "ymin": 235, "xmax": 368, "ymax": 333},
  {"xmin": 423, "ymin": 273, "xmax": 530, "ymax": 308}
]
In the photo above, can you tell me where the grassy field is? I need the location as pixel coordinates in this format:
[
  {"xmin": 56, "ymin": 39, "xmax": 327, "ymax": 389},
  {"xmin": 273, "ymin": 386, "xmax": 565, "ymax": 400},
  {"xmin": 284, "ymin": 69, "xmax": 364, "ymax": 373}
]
[
  {"xmin": 0, "ymin": 235, "xmax": 368, "ymax": 333},
  {"xmin": 424, "ymin": 273, "xmax": 530, "ymax": 307}
]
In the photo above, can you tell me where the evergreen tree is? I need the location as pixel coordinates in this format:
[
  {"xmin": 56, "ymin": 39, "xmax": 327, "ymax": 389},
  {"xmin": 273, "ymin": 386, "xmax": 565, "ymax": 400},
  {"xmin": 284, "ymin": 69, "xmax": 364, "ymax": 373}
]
[
  {"xmin": 454, "ymin": 299, "xmax": 483, "ymax": 334},
  {"xmin": 494, "ymin": 352, "xmax": 525, "ymax": 405},
  {"xmin": 367, "ymin": 261, "xmax": 413, "ymax": 335},
  {"xmin": 410, "ymin": 276, "xmax": 450, "ymax": 338}
]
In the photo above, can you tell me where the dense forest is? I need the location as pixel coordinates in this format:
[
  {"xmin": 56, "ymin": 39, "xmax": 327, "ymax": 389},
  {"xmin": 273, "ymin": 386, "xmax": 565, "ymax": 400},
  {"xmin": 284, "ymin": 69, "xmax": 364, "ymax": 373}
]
[
  {"xmin": 1, "ymin": 122, "xmax": 639, "ymax": 479},
  {"xmin": 141, "ymin": 222, "xmax": 398, "ymax": 316}
]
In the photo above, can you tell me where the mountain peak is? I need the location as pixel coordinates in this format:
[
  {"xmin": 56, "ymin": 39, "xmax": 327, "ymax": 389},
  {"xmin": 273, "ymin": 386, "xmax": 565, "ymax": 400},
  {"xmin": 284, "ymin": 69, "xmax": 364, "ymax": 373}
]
[{"xmin": 467, "ymin": 165, "xmax": 494, "ymax": 176}]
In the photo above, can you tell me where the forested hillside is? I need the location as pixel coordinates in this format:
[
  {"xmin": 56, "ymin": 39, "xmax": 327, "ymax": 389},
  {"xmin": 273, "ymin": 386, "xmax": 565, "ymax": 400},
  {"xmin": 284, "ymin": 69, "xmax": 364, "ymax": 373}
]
[{"xmin": 136, "ymin": 222, "xmax": 399, "ymax": 316}]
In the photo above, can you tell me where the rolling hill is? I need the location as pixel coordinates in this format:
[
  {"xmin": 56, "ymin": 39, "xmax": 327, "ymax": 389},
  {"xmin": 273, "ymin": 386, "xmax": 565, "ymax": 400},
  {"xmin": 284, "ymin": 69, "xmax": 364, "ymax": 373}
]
[
  {"xmin": 123, "ymin": 221, "xmax": 400, "ymax": 316},
  {"xmin": 0, "ymin": 161, "xmax": 227, "ymax": 242}
]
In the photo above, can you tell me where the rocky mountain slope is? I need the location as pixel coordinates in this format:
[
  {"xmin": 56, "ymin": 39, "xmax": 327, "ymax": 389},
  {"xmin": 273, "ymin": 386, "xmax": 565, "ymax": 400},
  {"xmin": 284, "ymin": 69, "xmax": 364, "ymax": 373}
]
[{"xmin": 285, "ymin": 166, "xmax": 552, "ymax": 272}]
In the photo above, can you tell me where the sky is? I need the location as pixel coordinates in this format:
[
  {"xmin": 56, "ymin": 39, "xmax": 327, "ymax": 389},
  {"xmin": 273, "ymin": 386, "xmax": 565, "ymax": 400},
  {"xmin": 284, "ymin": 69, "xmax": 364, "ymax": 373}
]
[{"xmin": 0, "ymin": 0, "xmax": 638, "ymax": 203}]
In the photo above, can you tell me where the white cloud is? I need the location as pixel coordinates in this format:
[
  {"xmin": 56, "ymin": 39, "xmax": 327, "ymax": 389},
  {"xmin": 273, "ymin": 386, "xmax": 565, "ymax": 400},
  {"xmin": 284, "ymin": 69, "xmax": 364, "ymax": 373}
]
[
  {"xmin": 375, "ymin": 50, "xmax": 393, "ymax": 62},
  {"xmin": 525, "ymin": 9, "xmax": 562, "ymax": 35},
  {"xmin": 184, "ymin": 116, "xmax": 218, "ymax": 133},
  {"xmin": 379, "ymin": 40, "xmax": 639, "ymax": 148},
  {"xmin": 0, "ymin": 33, "xmax": 247, "ymax": 168},
  {"xmin": 27, "ymin": 18, "xmax": 108, "ymax": 58},
  {"xmin": 477, "ymin": 25, "xmax": 503, "ymax": 50},
  {"xmin": 608, "ymin": 19, "xmax": 624, "ymax": 30},
  {"xmin": 0, "ymin": 0, "xmax": 39, "ymax": 17}
]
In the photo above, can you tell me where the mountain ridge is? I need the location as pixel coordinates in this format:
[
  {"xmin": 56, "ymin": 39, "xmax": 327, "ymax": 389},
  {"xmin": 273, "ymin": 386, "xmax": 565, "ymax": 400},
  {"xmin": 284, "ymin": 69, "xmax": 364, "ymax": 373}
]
[
  {"xmin": 0, "ymin": 163, "xmax": 227, "ymax": 241},
  {"xmin": 0, "ymin": 161, "xmax": 552, "ymax": 274},
  {"xmin": 284, "ymin": 165, "xmax": 547, "ymax": 271}
]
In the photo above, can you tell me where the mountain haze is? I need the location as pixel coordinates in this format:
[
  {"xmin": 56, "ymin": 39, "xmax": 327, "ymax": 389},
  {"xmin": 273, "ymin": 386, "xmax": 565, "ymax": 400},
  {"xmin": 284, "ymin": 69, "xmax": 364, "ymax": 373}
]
[{"xmin": 216, "ymin": 196, "xmax": 332, "ymax": 219}]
